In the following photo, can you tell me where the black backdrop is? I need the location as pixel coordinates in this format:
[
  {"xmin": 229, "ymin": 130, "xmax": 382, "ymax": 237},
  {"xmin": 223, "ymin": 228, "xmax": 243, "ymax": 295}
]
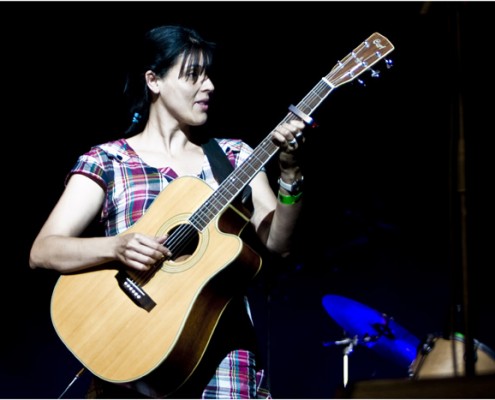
[{"xmin": 2, "ymin": 1, "xmax": 493, "ymax": 398}]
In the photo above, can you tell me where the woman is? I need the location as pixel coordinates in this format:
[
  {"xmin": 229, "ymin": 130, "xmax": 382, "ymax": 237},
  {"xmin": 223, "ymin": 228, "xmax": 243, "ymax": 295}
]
[{"xmin": 30, "ymin": 25, "xmax": 306, "ymax": 398}]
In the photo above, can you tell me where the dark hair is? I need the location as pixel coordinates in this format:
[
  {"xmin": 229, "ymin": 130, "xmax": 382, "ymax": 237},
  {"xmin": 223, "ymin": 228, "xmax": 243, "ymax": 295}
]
[{"xmin": 124, "ymin": 25, "xmax": 215, "ymax": 135}]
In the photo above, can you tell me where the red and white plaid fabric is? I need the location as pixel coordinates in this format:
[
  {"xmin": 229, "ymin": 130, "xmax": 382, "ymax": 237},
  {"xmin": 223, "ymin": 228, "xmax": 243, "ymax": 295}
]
[{"xmin": 202, "ymin": 350, "xmax": 272, "ymax": 399}]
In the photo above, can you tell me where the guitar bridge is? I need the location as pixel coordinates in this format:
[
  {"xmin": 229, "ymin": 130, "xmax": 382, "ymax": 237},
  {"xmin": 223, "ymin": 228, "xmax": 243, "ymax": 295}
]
[{"xmin": 115, "ymin": 271, "xmax": 156, "ymax": 312}]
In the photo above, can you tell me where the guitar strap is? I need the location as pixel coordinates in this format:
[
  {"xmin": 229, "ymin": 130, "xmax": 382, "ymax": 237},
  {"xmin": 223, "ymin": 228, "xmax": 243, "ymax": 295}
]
[{"xmin": 202, "ymin": 138, "xmax": 252, "ymax": 204}]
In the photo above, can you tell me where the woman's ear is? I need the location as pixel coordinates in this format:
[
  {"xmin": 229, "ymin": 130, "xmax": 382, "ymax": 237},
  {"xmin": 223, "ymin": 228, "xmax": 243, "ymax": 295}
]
[{"xmin": 145, "ymin": 70, "xmax": 160, "ymax": 94}]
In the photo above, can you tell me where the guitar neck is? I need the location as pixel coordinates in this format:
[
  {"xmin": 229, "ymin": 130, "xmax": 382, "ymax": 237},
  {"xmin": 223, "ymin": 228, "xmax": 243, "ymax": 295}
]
[{"xmin": 190, "ymin": 32, "xmax": 394, "ymax": 231}]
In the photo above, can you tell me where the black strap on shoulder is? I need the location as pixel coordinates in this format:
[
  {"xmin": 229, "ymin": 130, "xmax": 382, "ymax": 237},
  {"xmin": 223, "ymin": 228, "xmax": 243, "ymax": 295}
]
[
  {"xmin": 202, "ymin": 138, "xmax": 252, "ymax": 203},
  {"xmin": 202, "ymin": 139, "xmax": 233, "ymax": 184}
]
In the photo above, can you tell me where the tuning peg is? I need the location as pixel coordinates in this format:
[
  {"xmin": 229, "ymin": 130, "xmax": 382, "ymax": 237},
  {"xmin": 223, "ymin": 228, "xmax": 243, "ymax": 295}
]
[
  {"xmin": 368, "ymin": 57, "xmax": 394, "ymax": 79},
  {"xmin": 357, "ymin": 78, "xmax": 366, "ymax": 86},
  {"xmin": 370, "ymin": 68, "xmax": 380, "ymax": 78}
]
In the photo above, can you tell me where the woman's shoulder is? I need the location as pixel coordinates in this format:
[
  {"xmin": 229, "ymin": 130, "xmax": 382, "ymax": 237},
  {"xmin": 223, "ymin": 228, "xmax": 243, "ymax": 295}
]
[{"xmin": 84, "ymin": 138, "xmax": 132, "ymax": 162}]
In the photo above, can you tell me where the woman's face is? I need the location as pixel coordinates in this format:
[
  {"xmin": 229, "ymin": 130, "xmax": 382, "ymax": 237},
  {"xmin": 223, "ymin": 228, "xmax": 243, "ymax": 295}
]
[{"xmin": 153, "ymin": 53, "xmax": 215, "ymax": 127}]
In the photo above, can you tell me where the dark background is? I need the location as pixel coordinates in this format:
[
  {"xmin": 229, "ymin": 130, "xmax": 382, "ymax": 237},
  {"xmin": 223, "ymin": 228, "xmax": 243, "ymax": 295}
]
[{"xmin": 2, "ymin": 1, "xmax": 494, "ymax": 398}]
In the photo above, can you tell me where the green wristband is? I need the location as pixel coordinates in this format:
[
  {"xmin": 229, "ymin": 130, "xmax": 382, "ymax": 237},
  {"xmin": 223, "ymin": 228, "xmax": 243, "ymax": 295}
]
[{"xmin": 278, "ymin": 190, "xmax": 303, "ymax": 205}]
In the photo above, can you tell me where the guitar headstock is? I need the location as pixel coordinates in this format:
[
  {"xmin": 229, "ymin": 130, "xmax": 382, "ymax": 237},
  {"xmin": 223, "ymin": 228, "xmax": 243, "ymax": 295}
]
[{"xmin": 326, "ymin": 32, "xmax": 394, "ymax": 88}]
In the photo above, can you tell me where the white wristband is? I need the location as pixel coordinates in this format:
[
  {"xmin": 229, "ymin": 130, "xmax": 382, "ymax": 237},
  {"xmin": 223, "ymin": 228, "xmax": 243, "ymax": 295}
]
[{"xmin": 278, "ymin": 176, "xmax": 304, "ymax": 194}]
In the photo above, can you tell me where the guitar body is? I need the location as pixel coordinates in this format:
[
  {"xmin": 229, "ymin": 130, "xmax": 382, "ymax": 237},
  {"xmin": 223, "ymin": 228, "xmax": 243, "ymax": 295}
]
[{"xmin": 51, "ymin": 176, "xmax": 262, "ymax": 394}]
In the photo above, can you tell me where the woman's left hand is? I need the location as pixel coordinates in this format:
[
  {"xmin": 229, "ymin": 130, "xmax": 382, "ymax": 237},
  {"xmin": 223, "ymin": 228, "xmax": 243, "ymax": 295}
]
[
  {"xmin": 272, "ymin": 120, "xmax": 306, "ymax": 171},
  {"xmin": 272, "ymin": 120, "xmax": 306, "ymax": 153}
]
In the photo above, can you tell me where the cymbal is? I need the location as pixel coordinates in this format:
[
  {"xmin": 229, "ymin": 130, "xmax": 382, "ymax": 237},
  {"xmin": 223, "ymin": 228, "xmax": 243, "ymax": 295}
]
[{"xmin": 322, "ymin": 294, "xmax": 420, "ymax": 368}]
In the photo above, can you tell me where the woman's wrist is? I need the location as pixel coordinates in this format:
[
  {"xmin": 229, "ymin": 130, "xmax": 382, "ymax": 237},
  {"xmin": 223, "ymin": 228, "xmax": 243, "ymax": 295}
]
[{"xmin": 277, "ymin": 174, "xmax": 304, "ymax": 205}]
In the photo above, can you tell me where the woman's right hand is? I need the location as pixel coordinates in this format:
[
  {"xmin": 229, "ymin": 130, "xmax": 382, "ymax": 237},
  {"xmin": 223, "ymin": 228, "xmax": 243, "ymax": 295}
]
[{"xmin": 115, "ymin": 233, "xmax": 171, "ymax": 271}]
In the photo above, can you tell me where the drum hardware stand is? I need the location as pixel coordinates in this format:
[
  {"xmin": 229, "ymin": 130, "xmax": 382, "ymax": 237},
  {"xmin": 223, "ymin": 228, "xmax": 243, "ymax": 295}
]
[
  {"xmin": 324, "ymin": 334, "xmax": 378, "ymax": 387},
  {"xmin": 340, "ymin": 336, "xmax": 357, "ymax": 388},
  {"xmin": 409, "ymin": 334, "xmax": 435, "ymax": 378}
]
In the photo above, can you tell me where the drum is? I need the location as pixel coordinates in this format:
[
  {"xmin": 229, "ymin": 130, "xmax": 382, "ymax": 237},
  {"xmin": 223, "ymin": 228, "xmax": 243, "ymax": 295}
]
[{"xmin": 410, "ymin": 333, "xmax": 495, "ymax": 379}]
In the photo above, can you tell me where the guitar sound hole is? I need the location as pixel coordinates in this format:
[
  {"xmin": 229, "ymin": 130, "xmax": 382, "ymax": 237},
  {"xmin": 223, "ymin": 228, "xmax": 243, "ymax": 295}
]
[{"xmin": 167, "ymin": 224, "xmax": 199, "ymax": 262}]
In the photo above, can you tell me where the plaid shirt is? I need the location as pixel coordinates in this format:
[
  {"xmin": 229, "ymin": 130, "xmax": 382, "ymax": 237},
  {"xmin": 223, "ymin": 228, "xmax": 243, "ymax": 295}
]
[
  {"xmin": 69, "ymin": 137, "xmax": 271, "ymax": 398},
  {"xmin": 68, "ymin": 137, "xmax": 255, "ymax": 236},
  {"xmin": 203, "ymin": 350, "xmax": 272, "ymax": 398}
]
